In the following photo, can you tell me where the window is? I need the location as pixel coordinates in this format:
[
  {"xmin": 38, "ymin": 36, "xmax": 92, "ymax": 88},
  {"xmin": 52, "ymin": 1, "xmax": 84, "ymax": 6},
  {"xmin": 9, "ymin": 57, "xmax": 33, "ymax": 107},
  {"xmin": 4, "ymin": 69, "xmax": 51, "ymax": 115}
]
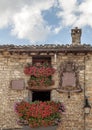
[
  {"xmin": 32, "ymin": 91, "xmax": 51, "ymax": 102},
  {"xmin": 31, "ymin": 56, "xmax": 52, "ymax": 101},
  {"xmin": 32, "ymin": 56, "xmax": 51, "ymax": 65}
]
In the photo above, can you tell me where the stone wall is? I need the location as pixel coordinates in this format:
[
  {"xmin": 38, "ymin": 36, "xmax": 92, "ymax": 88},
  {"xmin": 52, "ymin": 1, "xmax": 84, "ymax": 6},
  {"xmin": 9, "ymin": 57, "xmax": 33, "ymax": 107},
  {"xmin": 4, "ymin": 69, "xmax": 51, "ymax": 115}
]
[
  {"xmin": 84, "ymin": 54, "xmax": 92, "ymax": 130},
  {"xmin": 52, "ymin": 53, "xmax": 85, "ymax": 130},
  {"xmin": 0, "ymin": 52, "xmax": 92, "ymax": 130},
  {"xmin": 0, "ymin": 55, "xmax": 31, "ymax": 129}
]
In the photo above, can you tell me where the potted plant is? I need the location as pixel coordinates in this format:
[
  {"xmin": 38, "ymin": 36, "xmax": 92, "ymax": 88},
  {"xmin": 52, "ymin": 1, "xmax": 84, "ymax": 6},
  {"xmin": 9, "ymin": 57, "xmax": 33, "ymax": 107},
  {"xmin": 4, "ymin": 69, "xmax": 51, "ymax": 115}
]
[
  {"xmin": 24, "ymin": 63, "xmax": 55, "ymax": 89},
  {"xmin": 15, "ymin": 100, "xmax": 65, "ymax": 130}
]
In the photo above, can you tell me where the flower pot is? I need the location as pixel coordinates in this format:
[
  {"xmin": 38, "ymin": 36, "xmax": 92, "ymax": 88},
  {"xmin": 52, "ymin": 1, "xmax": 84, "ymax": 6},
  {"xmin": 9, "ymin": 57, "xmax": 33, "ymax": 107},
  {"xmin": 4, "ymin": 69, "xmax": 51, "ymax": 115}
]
[
  {"xmin": 27, "ymin": 78, "xmax": 54, "ymax": 88},
  {"xmin": 15, "ymin": 101, "xmax": 65, "ymax": 130},
  {"xmin": 26, "ymin": 86, "xmax": 54, "ymax": 91},
  {"xmin": 23, "ymin": 125, "xmax": 57, "ymax": 130}
]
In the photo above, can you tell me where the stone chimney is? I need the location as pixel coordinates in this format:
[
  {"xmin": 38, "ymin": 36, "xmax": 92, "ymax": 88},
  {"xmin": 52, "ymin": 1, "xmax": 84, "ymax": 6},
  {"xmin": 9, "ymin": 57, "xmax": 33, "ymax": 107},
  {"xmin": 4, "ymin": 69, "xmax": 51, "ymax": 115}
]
[{"xmin": 71, "ymin": 27, "xmax": 82, "ymax": 45}]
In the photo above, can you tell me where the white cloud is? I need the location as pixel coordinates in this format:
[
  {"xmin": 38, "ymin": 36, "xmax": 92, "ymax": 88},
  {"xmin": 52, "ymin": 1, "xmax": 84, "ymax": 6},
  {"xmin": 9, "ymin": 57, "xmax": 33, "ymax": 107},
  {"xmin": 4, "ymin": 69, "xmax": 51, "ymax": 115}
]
[
  {"xmin": 11, "ymin": 0, "xmax": 55, "ymax": 42},
  {"xmin": 58, "ymin": 0, "xmax": 77, "ymax": 13},
  {"xmin": 79, "ymin": 0, "xmax": 92, "ymax": 14},
  {"xmin": 0, "ymin": 0, "xmax": 26, "ymax": 28},
  {"xmin": 0, "ymin": 0, "xmax": 54, "ymax": 42},
  {"xmin": 57, "ymin": 0, "xmax": 92, "ymax": 28},
  {"xmin": 12, "ymin": 5, "xmax": 51, "ymax": 41},
  {"xmin": 56, "ymin": 0, "xmax": 78, "ymax": 27},
  {"xmin": 54, "ymin": 26, "xmax": 62, "ymax": 34},
  {"xmin": 1, "ymin": 0, "xmax": 92, "ymax": 42},
  {"xmin": 74, "ymin": 0, "xmax": 92, "ymax": 27}
]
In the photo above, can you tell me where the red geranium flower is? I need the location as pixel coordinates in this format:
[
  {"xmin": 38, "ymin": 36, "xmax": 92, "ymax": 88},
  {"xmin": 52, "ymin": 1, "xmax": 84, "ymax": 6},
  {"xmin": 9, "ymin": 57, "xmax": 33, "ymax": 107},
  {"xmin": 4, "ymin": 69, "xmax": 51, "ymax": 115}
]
[
  {"xmin": 15, "ymin": 101, "xmax": 65, "ymax": 128},
  {"xmin": 24, "ymin": 63, "xmax": 55, "ymax": 87}
]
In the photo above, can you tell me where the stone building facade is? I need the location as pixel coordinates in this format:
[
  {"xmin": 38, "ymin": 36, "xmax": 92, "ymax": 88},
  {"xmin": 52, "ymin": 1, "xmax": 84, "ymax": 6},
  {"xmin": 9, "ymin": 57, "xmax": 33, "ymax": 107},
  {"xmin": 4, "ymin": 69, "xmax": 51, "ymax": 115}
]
[{"xmin": 0, "ymin": 27, "xmax": 92, "ymax": 130}]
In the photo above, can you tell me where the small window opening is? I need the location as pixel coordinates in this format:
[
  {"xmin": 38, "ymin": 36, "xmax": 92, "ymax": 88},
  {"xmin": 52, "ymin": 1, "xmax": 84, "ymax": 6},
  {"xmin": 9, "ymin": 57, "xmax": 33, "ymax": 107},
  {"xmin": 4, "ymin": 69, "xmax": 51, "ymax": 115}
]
[
  {"xmin": 32, "ymin": 56, "xmax": 51, "ymax": 65},
  {"xmin": 32, "ymin": 91, "xmax": 51, "ymax": 102}
]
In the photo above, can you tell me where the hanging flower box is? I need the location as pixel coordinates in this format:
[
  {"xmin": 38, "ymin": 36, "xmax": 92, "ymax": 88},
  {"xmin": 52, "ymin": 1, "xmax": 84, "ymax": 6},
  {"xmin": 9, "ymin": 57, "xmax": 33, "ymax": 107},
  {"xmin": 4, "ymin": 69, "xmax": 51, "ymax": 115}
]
[
  {"xmin": 15, "ymin": 100, "xmax": 65, "ymax": 129},
  {"xmin": 24, "ymin": 63, "xmax": 55, "ymax": 88},
  {"xmin": 27, "ymin": 76, "xmax": 54, "ymax": 87}
]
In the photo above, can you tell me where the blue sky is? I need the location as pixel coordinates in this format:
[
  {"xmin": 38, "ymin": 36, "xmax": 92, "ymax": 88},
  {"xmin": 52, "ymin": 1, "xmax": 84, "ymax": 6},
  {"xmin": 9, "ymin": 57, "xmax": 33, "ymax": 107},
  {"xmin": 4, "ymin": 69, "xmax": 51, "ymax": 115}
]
[{"xmin": 0, "ymin": 0, "xmax": 92, "ymax": 45}]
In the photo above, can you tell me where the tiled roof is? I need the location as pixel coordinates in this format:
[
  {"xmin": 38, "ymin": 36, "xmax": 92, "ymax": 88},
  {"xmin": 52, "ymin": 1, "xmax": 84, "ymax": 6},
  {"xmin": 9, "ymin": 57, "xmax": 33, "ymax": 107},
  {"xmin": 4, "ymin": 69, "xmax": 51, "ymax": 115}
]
[{"xmin": 0, "ymin": 44, "xmax": 92, "ymax": 53}]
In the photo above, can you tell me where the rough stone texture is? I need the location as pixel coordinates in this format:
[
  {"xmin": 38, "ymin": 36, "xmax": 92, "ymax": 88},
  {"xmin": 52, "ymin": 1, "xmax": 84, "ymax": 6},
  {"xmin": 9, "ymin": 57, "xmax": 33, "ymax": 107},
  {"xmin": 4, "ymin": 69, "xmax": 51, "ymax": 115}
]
[
  {"xmin": 0, "ymin": 52, "xmax": 92, "ymax": 130},
  {"xmin": 0, "ymin": 55, "xmax": 30, "ymax": 129},
  {"xmin": 52, "ymin": 54, "xmax": 84, "ymax": 130},
  {"xmin": 71, "ymin": 27, "xmax": 82, "ymax": 45}
]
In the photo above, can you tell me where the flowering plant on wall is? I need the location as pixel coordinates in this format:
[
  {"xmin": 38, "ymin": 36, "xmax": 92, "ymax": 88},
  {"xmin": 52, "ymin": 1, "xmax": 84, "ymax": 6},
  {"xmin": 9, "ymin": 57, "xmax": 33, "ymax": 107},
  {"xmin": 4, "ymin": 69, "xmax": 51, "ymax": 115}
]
[
  {"xmin": 15, "ymin": 100, "xmax": 65, "ymax": 128},
  {"xmin": 24, "ymin": 63, "xmax": 55, "ymax": 87}
]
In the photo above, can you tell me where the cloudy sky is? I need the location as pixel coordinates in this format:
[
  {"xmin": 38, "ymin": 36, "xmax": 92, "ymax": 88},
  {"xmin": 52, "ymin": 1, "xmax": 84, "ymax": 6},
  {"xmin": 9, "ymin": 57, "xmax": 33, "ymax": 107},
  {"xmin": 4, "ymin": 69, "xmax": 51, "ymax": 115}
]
[{"xmin": 0, "ymin": 0, "xmax": 92, "ymax": 45}]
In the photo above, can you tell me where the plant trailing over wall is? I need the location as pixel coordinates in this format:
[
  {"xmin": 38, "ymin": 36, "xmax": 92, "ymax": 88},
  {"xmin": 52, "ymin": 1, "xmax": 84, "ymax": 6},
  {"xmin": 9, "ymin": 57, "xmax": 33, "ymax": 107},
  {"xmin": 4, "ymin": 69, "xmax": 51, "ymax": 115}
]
[
  {"xmin": 24, "ymin": 63, "xmax": 55, "ymax": 87},
  {"xmin": 15, "ymin": 100, "xmax": 65, "ymax": 128}
]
